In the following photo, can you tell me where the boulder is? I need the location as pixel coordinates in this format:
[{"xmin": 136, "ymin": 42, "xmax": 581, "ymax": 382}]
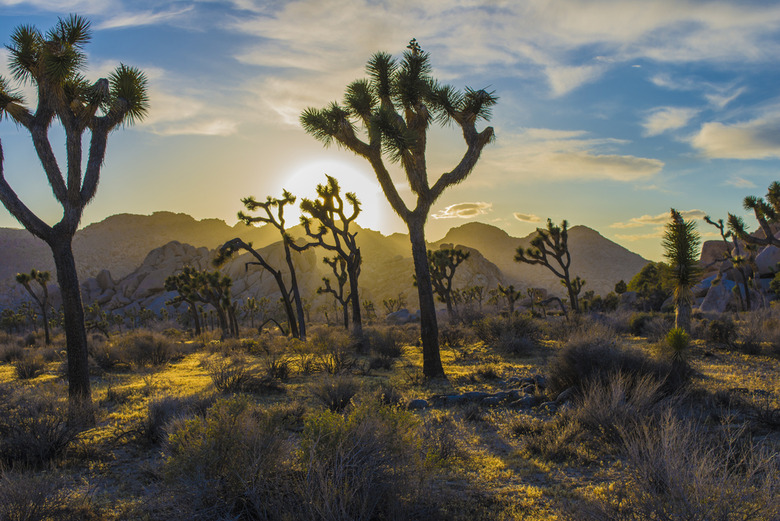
[
  {"xmin": 385, "ymin": 308, "xmax": 420, "ymax": 325},
  {"xmin": 755, "ymin": 245, "xmax": 780, "ymax": 276},
  {"xmin": 699, "ymin": 282, "xmax": 733, "ymax": 313},
  {"xmin": 407, "ymin": 399, "xmax": 429, "ymax": 410}
]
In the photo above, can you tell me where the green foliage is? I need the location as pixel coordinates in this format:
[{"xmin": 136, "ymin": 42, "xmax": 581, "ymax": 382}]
[
  {"xmin": 665, "ymin": 327, "xmax": 690, "ymax": 363},
  {"xmin": 472, "ymin": 314, "xmax": 540, "ymax": 354},
  {"xmin": 614, "ymin": 280, "xmax": 627, "ymax": 294},
  {"xmin": 628, "ymin": 262, "xmax": 673, "ymax": 311},
  {"xmin": 707, "ymin": 317, "xmax": 737, "ymax": 346}
]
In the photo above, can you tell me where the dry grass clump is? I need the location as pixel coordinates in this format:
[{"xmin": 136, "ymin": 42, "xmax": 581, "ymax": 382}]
[
  {"xmin": 161, "ymin": 395, "xmax": 429, "ymax": 520},
  {"xmin": 307, "ymin": 327, "xmax": 358, "ymax": 374},
  {"xmin": 546, "ymin": 331, "xmax": 680, "ymax": 397},
  {"xmin": 206, "ymin": 355, "xmax": 282, "ymax": 395},
  {"xmin": 0, "ymin": 383, "xmax": 79, "ymax": 468},
  {"xmin": 13, "ymin": 351, "xmax": 46, "ymax": 379},
  {"xmin": 576, "ymin": 412, "xmax": 780, "ymax": 520},
  {"xmin": 472, "ymin": 314, "xmax": 541, "ymax": 355},
  {"xmin": 89, "ymin": 330, "xmax": 189, "ymax": 370},
  {"xmin": 0, "ymin": 341, "xmax": 25, "ymax": 363},
  {"xmin": 140, "ymin": 393, "xmax": 217, "ymax": 445},
  {"xmin": 364, "ymin": 327, "xmax": 405, "ymax": 370},
  {"xmin": 311, "ymin": 376, "xmax": 360, "ymax": 412},
  {"xmin": 0, "ymin": 469, "xmax": 99, "ymax": 521}
]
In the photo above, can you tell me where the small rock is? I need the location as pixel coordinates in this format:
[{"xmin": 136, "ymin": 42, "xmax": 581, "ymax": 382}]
[
  {"xmin": 506, "ymin": 376, "xmax": 522, "ymax": 386},
  {"xmin": 461, "ymin": 391, "xmax": 490, "ymax": 402},
  {"xmin": 482, "ymin": 397, "xmax": 502, "ymax": 407},
  {"xmin": 533, "ymin": 375, "xmax": 547, "ymax": 389},
  {"xmin": 538, "ymin": 401, "xmax": 557, "ymax": 413},
  {"xmin": 555, "ymin": 386, "xmax": 576, "ymax": 404},
  {"xmin": 407, "ymin": 399, "xmax": 429, "ymax": 410},
  {"xmin": 510, "ymin": 395, "xmax": 538, "ymax": 409}
]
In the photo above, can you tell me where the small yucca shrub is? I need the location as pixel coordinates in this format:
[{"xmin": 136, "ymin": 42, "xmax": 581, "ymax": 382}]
[{"xmin": 666, "ymin": 327, "xmax": 690, "ymax": 363}]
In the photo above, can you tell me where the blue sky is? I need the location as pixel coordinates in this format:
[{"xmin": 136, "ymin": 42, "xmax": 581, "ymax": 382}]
[{"xmin": 1, "ymin": 0, "xmax": 780, "ymax": 261}]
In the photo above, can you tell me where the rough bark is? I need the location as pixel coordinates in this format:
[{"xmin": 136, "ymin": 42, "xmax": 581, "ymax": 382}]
[
  {"xmin": 409, "ymin": 216, "xmax": 444, "ymax": 378},
  {"xmin": 50, "ymin": 236, "xmax": 93, "ymax": 419}
]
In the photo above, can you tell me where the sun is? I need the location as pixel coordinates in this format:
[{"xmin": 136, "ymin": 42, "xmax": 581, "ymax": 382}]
[{"xmin": 275, "ymin": 159, "xmax": 387, "ymax": 231}]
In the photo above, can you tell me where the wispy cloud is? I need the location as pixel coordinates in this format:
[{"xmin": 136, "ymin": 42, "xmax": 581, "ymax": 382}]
[
  {"xmin": 513, "ymin": 212, "xmax": 541, "ymax": 223},
  {"xmin": 0, "ymin": 0, "xmax": 114, "ymax": 13},
  {"xmin": 642, "ymin": 107, "xmax": 699, "ymax": 136},
  {"xmin": 651, "ymin": 74, "xmax": 745, "ymax": 109},
  {"xmin": 614, "ymin": 227, "xmax": 664, "ymax": 241},
  {"xmin": 96, "ymin": 7, "xmax": 194, "ymax": 30},
  {"xmin": 432, "ymin": 202, "xmax": 493, "ymax": 220},
  {"xmin": 611, "ymin": 209, "xmax": 706, "ymax": 228},
  {"xmin": 479, "ymin": 128, "xmax": 664, "ymax": 182},
  {"xmin": 724, "ymin": 176, "xmax": 757, "ymax": 189}
]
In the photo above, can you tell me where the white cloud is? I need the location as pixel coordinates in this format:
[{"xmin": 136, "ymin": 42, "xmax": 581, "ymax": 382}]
[
  {"xmin": 545, "ymin": 64, "xmax": 605, "ymax": 97},
  {"xmin": 614, "ymin": 227, "xmax": 664, "ymax": 241},
  {"xmin": 611, "ymin": 209, "xmax": 706, "ymax": 229},
  {"xmin": 432, "ymin": 202, "xmax": 492, "ymax": 219},
  {"xmin": 690, "ymin": 117, "xmax": 780, "ymax": 159},
  {"xmin": 513, "ymin": 213, "xmax": 541, "ymax": 223},
  {"xmin": 642, "ymin": 107, "xmax": 699, "ymax": 136},
  {"xmin": 96, "ymin": 7, "xmax": 194, "ymax": 30},
  {"xmin": 0, "ymin": 0, "xmax": 114, "ymax": 13},
  {"xmin": 479, "ymin": 128, "xmax": 664, "ymax": 182}
]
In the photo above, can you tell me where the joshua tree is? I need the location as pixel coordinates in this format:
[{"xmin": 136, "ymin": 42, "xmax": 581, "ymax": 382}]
[
  {"xmin": 515, "ymin": 219, "xmax": 583, "ymax": 314},
  {"xmin": 704, "ymin": 215, "xmax": 753, "ymax": 311},
  {"xmin": 417, "ymin": 247, "xmax": 470, "ymax": 319},
  {"xmin": 238, "ymin": 191, "xmax": 306, "ymax": 340},
  {"xmin": 317, "ymin": 256, "xmax": 351, "ymax": 330},
  {"xmin": 165, "ymin": 267, "xmax": 203, "ymax": 336},
  {"xmin": 299, "ymin": 175, "xmax": 363, "ymax": 337},
  {"xmin": 301, "ymin": 40, "xmax": 496, "ymax": 378},
  {"xmin": 16, "ymin": 269, "xmax": 52, "ymax": 344},
  {"xmin": 0, "ymin": 16, "xmax": 148, "ymax": 413},
  {"xmin": 728, "ymin": 181, "xmax": 780, "ymax": 248},
  {"xmin": 165, "ymin": 267, "xmax": 237, "ymax": 339},
  {"xmin": 216, "ymin": 238, "xmax": 300, "ymax": 338},
  {"xmin": 663, "ymin": 209, "xmax": 701, "ymax": 332},
  {"xmin": 497, "ymin": 283, "xmax": 522, "ymax": 315}
]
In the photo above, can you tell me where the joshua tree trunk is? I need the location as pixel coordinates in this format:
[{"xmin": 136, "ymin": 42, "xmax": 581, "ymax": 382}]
[
  {"xmin": 51, "ymin": 236, "xmax": 92, "ymax": 412},
  {"xmin": 347, "ymin": 255, "xmax": 362, "ymax": 337},
  {"xmin": 409, "ymin": 216, "xmax": 444, "ymax": 378},
  {"xmin": 675, "ymin": 300, "xmax": 691, "ymax": 332},
  {"xmin": 188, "ymin": 300, "xmax": 202, "ymax": 336},
  {"xmin": 283, "ymin": 244, "xmax": 307, "ymax": 341}
]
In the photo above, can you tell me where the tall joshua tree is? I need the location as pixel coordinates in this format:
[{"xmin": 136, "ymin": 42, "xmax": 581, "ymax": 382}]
[
  {"xmin": 0, "ymin": 16, "xmax": 148, "ymax": 412},
  {"xmin": 238, "ymin": 191, "xmax": 307, "ymax": 340},
  {"xmin": 299, "ymin": 175, "xmax": 363, "ymax": 337},
  {"xmin": 515, "ymin": 219, "xmax": 584, "ymax": 314},
  {"xmin": 301, "ymin": 40, "xmax": 496, "ymax": 378},
  {"xmin": 663, "ymin": 209, "xmax": 701, "ymax": 332},
  {"xmin": 16, "ymin": 269, "xmax": 52, "ymax": 345}
]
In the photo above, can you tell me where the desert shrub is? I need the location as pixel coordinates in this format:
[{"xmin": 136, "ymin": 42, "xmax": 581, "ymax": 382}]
[
  {"xmin": 523, "ymin": 416, "xmax": 587, "ymax": 463},
  {"xmin": 0, "ymin": 469, "xmax": 99, "ymax": 521},
  {"xmin": 13, "ymin": 352, "xmax": 45, "ymax": 379},
  {"xmin": 116, "ymin": 331, "xmax": 186, "ymax": 366},
  {"xmin": 0, "ymin": 342, "xmax": 24, "ymax": 363},
  {"xmin": 546, "ymin": 335, "xmax": 680, "ymax": 397},
  {"xmin": 365, "ymin": 327, "xmax": 404, "ymax": 359},
  {"xmin": 578, "ymin": 412, "xmax": 780, "ymax": 520},
  {"xmin": 706, "ymin": 317, "xmax": 737, "ymax": 346},
  {"xmin": 88, "ymin": 341, "xmax": 128, "ymax": 372},
  {"xmin": 628, "ymin": 312, "xmax": 671, "ymax": 339},
  {"xmin": 420, "ymin": 410, "xmax": 461, "ymax": 464},
  {"xmin": 439, "ymin": 323, "xmax": 476, "ymax": 348},
  {"xmin": 308, "ymin": 327, "xmax": 357, "ymax": 374},
  {"xmin": 141, "ymin": 393, "xmax": 216, "ymax": 445},
  {"xmin": 299, "ymin": 403, "xmax": 424, "ymax": 520},
  {"xmin": 311, "ymin": 376, "xmax": 360, "ymax": 412},
  {"xmin": 737, "ymin": 311, "xmax": 769, "ymax": 355},
  {"xmin": 207, "ymin": 356, "xmax": 280, "ymax": 395},
  {"xmin": 0, "ymin": 385, "xmax": 79, "ymax": 467},
  {"xmin": 163, "ymin": 395, "xmax": 292, "ymax": 519},
  {"xmin": 472, "ymin": 314, "xmax": 540, "ymax": 354}
]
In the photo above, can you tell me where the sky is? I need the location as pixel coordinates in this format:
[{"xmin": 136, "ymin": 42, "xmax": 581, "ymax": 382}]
[{"xmin": 1, "ymin": 0, "xmax": 780, "ymax": 261}]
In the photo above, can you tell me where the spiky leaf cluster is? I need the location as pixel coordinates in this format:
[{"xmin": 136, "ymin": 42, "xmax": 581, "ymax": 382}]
[{"xmin": 662, "ymin": 209, "xmax": 701, "ymax": 302}]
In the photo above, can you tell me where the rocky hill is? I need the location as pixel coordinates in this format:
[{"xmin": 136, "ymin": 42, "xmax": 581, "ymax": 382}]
[{"xmin": 0, "ymin": 212, "xmax": 648, "ymax": 311}]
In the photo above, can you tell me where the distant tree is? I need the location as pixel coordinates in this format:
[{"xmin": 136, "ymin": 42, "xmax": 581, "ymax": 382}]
[
  {"xmin": 663, "ymin": 209, "xmax": 701, "ymax": 332},
  {"xmin": 704, "ymin": 215, "xmax": 754, "ymax": 311},
  {"xmin": 238, "ymin": 191, "xmax": 307, "ymax": 340},
  {"xmin": 317, "ymin": 256, "xmax": 350, "ymax": 330},
  {"xmin": 299, "ymin": 176, "xmax": 363, "ymax": 337},
  {"xmin": 515, "ymin": 219, "xmax": 583, "ymax": 314},
  {"xmin": 165, "ymin": 267, "xmax": 236, "ymax": 339},
  {"xmin": 362, "ymin": 300, "xmax": 377, "ymax": 323},
  {"xmin": 628, "ymin": 262, "xmax": 671, "ymax": 311},
  {"xmin": 416, "ymin": 247, "xmax": 470, "ymax": 319},
  {"xmin": 497, "ymin": 284, "xmax": 522, "ymax": 315},
  {"xmin": 215, "ymin": 239, "xmax": 299, "ymax": 338},
  {"xmin": 16, "ymin": 269, "xmax": 52, "ymax": 344},
  {"xmin": 165, "ymin": 267, "xmax": 203, "ymax": 336},
  {"xmin": 383, "ymin": 293, "xmax": 407, "ymax": 315},
  {"xmin": 0, "ymin": 15, "xmax": 148, "ymax": 415},
  {"xmin": 301, "ymin": 40, "xmax": 497, "ymax": 379},
  {"xmin": 614, "ymin": 280, "xmax": 627, "ymax": 295}
]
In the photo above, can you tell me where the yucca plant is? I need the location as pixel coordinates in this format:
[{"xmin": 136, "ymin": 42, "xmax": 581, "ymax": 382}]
[
  {"xmin": 666, "ymin": 327, "xmax": 690, "ymax": 364},
  {"xmin": 662, "ymin": 209, "xmax": 701, "ymax": 332}
]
